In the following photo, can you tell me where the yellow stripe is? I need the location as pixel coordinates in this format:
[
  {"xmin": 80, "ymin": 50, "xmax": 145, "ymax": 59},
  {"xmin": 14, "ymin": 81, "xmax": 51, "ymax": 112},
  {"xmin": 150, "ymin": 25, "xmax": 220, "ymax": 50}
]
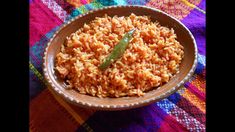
[
  {"xmin": 29, "ymin": 62, "xmax": 45, "ymax": 83},
  {"xmin": 179, "ymin": 87, "xmax": 206, "ymax": 113},
  {"xmin": 181, "ymin": 0, "xmax": 206, "ymax": 14},
  {"xmin": 29, "ymin": 62, "xmax": 94, "ymax": 131}
]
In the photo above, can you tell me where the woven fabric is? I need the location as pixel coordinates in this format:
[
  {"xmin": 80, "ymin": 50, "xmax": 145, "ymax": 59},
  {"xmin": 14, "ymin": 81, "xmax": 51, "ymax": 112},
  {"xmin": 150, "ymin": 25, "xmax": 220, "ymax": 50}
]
[{"xmin": 29, "ymin": 0, "xmax": 206, "ymax": 131}]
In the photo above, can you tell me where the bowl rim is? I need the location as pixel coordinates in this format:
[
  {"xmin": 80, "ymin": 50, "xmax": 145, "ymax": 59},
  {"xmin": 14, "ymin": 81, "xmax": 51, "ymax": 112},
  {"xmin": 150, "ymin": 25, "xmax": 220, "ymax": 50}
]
[{"xmin": 43, "ymin": 5, "xmax": 198, "ymax": 110}]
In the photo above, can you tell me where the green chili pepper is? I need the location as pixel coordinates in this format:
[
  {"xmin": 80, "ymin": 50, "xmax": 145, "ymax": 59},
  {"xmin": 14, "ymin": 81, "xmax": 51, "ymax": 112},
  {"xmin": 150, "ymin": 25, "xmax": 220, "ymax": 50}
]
[{"xmin": 99, "ymin": 29, "xmax": 136, "ymax": 70}]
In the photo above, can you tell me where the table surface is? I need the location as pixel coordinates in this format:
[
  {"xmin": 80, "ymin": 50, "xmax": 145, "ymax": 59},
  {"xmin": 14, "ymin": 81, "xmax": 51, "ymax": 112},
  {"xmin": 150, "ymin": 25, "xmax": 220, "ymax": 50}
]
[{"xmin": 29, "ymin": 0, "xmax": 206, "ymax": 131}]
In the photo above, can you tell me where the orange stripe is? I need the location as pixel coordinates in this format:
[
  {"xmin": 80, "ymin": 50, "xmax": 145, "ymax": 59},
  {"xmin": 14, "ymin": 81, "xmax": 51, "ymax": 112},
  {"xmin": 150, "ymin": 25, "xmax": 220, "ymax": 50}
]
[
  {"xmin": 146, "ymin": 0, "xmax": 201, "ymax": 20},
  {"xmin": 180, "ymin": 88, "xmax": 206, "ymax": 113},
  {"xmin": 66, "ymin": 0, "xmax": 83, "ymax": 8},
  {"xmin": 190, "ymin": 75, "xmax": 206, "ymax": 93}
]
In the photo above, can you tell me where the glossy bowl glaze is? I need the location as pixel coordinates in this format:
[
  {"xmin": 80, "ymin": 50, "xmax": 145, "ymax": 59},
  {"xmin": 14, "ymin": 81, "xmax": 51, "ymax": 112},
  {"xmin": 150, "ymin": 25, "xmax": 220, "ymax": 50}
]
[{"xmin": 43, "ymin": 5, "xmax": 197, "ymax": 110}]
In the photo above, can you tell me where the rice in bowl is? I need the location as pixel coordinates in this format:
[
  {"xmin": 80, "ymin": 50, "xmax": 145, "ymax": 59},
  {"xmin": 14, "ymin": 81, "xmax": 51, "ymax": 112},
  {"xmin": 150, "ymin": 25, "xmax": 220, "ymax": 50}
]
[{"xmin": 55, "ymin": 13, "xmax": 184, "ymax": 98}]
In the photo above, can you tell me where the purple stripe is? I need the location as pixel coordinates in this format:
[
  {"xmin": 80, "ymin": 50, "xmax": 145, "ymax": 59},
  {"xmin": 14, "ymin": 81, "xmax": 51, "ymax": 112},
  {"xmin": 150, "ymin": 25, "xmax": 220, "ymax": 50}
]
[
  {"xmin": 76, "ymin": 104, "xmax": 167, "ymax": 131},
  {"xmin": 197, "ymin": 0, "xmax": 206, "ymax": 11},
  {"xmin": 184, "ymin": 82, "xmax": 205, "ymax": 101},
  {"xmin": 181, "ymin": 0, "xmax": 206, "ymax": 56}
]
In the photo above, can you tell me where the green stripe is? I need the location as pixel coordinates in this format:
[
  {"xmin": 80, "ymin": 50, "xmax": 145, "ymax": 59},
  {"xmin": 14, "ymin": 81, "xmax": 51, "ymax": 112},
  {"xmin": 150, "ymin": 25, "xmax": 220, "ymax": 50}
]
[
  {"xmin": 90, "ymin": 1, "xmax": 104, "ymax": 8},
  {"xmin": 29, "ymin": 61, "xmax": 45, "ymax": 83},
  {"xmin": 75, "ymin": 1, "xmax": 104, "ymax": 15},
  {"xmin": 77, "ymin": 5, "xmax": 89, "ymax": 14}
]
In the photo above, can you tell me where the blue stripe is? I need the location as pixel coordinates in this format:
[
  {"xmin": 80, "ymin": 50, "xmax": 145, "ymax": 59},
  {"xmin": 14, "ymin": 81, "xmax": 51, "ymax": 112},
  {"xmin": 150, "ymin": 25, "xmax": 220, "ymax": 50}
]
[
  {"xmin": 114, "ymin": 0, "xmax": 127, "ymax": 5},
  {"xmin": 84, "ymin": 4, "xmax": 93, "ymax": 10},
  {"xmin": 198, "ymin": 54, "xmax": 206, "ymax": 66},
  {"xmin": 96, "ymin": 0, "xmax": 117, "ymax": 6},
  {"xmin": 70, "ymin": 9, "xmax": 82, "ymax": 18},
  {"xmin": 156, "ymin": 92, "xmax": 182, "ymax": 113},
  {"xmin": 156, "ymin": 99, "xmax": 175, "ymax": 113},
  {"xmin": 167, "ymin": 92, "xmax": 182, "ymax": 104},
  {"xmin": 195, "ymin": 62, "xmax": 204, "ymax": 74}
]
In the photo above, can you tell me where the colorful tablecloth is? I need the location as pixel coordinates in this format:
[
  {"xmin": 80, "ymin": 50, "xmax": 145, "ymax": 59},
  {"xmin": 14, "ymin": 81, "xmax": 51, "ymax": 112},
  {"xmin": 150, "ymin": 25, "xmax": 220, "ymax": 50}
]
[{"xmin": 30, "ymin": 0, "xmax": 206, "ymax": 131}]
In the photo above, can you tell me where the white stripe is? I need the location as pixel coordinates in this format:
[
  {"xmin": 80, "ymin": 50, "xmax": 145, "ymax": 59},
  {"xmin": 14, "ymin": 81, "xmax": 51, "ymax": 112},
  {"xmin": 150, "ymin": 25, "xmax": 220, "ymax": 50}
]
[
  {"xmin": 198, "ymin": 54, "xmax": 206, "ymax": 66},
  {"xmin": 41, "ymin": 0, "xmax": 69, "ymax": 22},
  {"xmin": 156, "ymin": 98, "xmax": 205, "ymax": 131}
]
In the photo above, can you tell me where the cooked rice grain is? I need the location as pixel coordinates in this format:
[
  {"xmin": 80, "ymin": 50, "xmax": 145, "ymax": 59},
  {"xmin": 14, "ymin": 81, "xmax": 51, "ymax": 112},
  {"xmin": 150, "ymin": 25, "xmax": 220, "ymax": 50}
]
[{"xmin": 55, "ymin": 13, "xmax": 184, "ymax": 98}]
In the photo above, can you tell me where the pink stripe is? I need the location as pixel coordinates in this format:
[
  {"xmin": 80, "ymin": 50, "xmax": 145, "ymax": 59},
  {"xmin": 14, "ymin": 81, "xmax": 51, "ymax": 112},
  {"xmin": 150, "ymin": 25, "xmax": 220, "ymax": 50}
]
[
  {"xmin": 169, "ymin": 106, "xmax": 205, "ymax": 131},
  {"xmin": 158, "ymin": 115, "xmax": 188, "ymax": 132},
  {"xmin": 30, "ymin": 0, "xmax": 62, "ymax": 46},
  {"xmin": 80, "ymin": 0, "xmax": 88, "ymax": 5},
  {"xmin": 157, "ymin": 99, "xmax": 205, "ymax": 131},
  {"xmin": 177, "ymin": 96, "xmax": 206, "ymax": 124},
  {"xmin": 185, "ymin": 82, "xmax": 205, "ymax": 101}
]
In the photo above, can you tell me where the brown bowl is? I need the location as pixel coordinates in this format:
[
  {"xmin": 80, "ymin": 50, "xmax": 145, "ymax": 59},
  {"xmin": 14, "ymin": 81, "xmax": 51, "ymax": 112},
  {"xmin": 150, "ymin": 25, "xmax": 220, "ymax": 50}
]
[{"xmin": 43, "ymin": 5, "xmax": 197, "ymax": 110}]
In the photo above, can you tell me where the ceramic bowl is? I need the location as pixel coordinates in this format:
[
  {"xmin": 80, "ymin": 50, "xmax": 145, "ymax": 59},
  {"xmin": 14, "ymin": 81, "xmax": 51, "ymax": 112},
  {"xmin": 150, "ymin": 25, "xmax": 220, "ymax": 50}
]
[{"xmin": 43, "ymin": 5, "xmax": 197, "ymax": 110}]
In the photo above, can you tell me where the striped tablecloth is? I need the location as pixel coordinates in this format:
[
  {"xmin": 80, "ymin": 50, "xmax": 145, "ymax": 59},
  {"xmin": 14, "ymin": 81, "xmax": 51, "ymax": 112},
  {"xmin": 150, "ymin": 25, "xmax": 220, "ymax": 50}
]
[{"xmin": 30, "ymin": 0, "xmax": 206, "ymax": 131}]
